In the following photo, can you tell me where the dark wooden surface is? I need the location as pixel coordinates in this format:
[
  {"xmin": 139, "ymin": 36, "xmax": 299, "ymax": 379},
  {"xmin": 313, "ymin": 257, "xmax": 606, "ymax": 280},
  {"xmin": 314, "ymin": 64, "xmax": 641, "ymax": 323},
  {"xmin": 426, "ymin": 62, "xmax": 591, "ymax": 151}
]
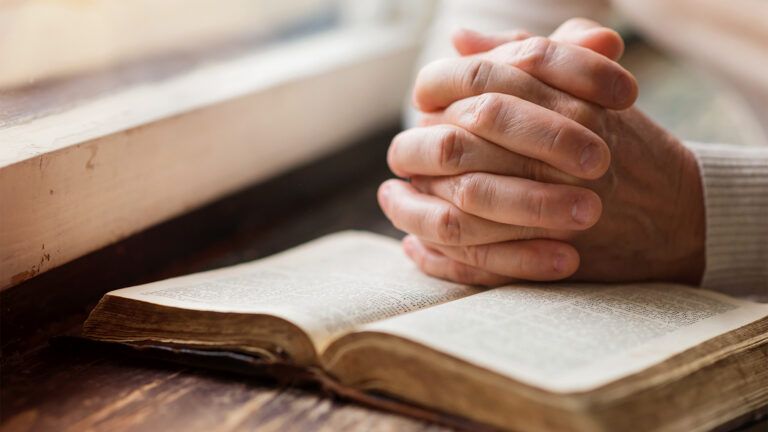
[
  {"xmin": 1, "ymin": 127, "xmax": 448, "ymax": 432},
  {"xmin": 1, "ymin": 127, "xmax": 766, "ymax": 432}
]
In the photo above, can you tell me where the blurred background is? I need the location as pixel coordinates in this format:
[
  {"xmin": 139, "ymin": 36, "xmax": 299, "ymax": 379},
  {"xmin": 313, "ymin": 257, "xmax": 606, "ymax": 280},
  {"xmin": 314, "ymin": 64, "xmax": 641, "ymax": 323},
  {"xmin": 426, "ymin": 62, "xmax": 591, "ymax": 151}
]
[{"xmin": 1, "ymin": 0, "xmax": 765, "ymax": 142}]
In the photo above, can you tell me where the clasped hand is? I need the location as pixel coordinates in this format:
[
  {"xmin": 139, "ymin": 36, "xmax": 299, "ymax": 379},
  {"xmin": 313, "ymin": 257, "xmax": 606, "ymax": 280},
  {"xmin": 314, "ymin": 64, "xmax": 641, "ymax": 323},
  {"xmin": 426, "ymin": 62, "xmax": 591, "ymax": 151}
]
[{"xmin": 379, "ymin": 19, "xmax": 706, "ymax": 286}]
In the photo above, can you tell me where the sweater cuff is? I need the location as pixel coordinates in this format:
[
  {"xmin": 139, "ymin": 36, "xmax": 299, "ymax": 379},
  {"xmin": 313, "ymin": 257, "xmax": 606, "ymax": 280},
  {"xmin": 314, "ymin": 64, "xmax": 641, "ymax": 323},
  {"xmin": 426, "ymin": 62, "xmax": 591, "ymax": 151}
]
[{"xmin": 684, "ymin": 142, "xmax": 768, "ymax": 300}]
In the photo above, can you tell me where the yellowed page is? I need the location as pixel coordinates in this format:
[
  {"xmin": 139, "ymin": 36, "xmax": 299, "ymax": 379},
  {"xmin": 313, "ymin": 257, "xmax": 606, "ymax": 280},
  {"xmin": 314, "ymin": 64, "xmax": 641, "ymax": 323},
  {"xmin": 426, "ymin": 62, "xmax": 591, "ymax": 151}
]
[
  {"xmin": 105, "ymin": 231, "xmax": 479, "ymax": 350},
  {"xmin": 363, "ymin": 283, "xmax": 768, "ymax": 393}
]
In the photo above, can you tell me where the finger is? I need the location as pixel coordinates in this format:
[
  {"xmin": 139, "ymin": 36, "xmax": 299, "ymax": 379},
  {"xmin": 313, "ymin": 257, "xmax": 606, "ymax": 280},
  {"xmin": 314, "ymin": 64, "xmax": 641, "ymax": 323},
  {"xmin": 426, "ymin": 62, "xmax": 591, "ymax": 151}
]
[
  {"xmin": 403, "ymin": 235, "xmax": 512, "ymax": 286},
  {"xmin": 423, "ymin": 239, "xmax": 580, "ymax": 281},
  {"xmin": 387, "ymin": 125, "xmax": 573, "ymax": 183},
  {"xmin": 413, "ymin": 57, "xmax": 605, "ymax": 133},
  {"xmin": 451, "ymin": 28, "xmax": 532, "ymax": 56},
  {"xmin": 378, "ymin": 179, "xmax": 563, "ymax": 246},
  {"xmin": 549, "ymin": 18, "xmax": 624, "ymax": 60},
  {"xmin": 452, "ymin": 20, "xmax": 624, "ymax": 61},
  {"xmin": 421, "ymin": 93, "xmax": 611, "ymax": 179},
  {"xmin": 424, "ymin": 24, "xmax": 633, "ymax": 116},
  {"xmin": 411, "ymin": 173, "xmax": 602, "ymax": 230},
  {"xmin": 414, "ymin": 56, "xmax": 557, "ymax": 112},
  {"xmin": 482, "ymin": 36, "xmax": 637, "ymax": 109}
]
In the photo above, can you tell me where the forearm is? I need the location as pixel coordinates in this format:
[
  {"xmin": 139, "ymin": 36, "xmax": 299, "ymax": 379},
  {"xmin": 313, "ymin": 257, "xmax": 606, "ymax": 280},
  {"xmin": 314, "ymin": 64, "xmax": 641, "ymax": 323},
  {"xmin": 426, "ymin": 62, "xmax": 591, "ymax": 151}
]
[{"xmin": 685, "ymin": 142, "xmax": 768, "ymax": 300}]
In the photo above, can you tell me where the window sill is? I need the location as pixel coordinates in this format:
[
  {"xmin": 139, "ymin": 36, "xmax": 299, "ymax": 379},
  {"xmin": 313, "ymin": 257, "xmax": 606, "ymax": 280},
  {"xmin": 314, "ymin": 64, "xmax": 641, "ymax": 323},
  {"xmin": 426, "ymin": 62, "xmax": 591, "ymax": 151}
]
[{"xmin": 0, "ymin": 25, "xmax": 419, "ymax": 289}]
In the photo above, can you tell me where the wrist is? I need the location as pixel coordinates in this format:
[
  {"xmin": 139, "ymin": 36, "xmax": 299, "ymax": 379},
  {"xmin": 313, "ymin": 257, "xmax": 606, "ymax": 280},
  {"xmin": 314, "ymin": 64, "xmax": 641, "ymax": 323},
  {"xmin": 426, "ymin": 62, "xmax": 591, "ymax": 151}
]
[{"xmin": 670, "ymin": 143, "xmax": 706, "ymax": 284}]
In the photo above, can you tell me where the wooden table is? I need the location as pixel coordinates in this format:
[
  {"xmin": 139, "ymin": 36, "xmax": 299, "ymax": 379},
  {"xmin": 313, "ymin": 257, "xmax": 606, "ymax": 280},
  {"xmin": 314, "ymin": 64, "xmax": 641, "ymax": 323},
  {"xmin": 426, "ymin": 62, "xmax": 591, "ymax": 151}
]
[
  {"xmin": 1, "ymin": 128, "xmax": 446, "ymax": 432},
  {"xmin": 1, "ymin": 128, "xmax": 766, "ymax": 432}
]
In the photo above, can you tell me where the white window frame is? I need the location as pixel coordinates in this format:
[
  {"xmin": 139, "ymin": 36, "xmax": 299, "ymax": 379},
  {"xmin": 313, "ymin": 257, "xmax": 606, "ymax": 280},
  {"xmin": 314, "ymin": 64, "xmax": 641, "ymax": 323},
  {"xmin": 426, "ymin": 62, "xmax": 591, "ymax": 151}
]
[{"xmin": 0, "ymin": 1, "xmax": 436, "ymax": 289}]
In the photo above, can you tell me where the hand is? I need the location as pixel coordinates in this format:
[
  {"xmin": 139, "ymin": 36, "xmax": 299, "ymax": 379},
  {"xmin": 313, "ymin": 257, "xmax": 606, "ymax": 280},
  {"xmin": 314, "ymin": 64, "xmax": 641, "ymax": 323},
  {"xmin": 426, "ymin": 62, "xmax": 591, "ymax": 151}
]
[{"xmin": 379, "ymin": 19, "xmax": 706, "ymax": 286}]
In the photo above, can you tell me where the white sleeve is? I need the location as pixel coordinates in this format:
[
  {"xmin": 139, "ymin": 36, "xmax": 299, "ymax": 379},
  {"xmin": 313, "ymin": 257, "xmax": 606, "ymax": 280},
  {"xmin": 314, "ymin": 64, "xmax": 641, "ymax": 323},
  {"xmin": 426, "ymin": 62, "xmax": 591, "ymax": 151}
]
[{"xmin": 684, "ymin": 142, "xmax": 768, "ymax": 301}]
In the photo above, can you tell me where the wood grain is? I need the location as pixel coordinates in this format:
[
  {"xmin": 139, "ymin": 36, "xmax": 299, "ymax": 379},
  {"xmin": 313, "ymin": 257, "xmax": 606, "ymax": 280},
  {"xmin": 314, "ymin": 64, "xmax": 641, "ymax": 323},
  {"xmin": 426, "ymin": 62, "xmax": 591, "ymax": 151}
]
[
  {"xmin": 0, "ymin": 0, "xmax": 334, "ymax": 89},
  {"xmin": 0, "ymin": 129, "xmax": 447, "ymax": 432},
  {"xmin": 1, "ymin": 128, "xmax": 766, "ymax": 432},
  {"xmin": 1, "ymin": 355, "xmax": 446, "ymax": 432},
  {"xmin": 0, "ymin": 25, "xmax": 419, "ymax": 290}
]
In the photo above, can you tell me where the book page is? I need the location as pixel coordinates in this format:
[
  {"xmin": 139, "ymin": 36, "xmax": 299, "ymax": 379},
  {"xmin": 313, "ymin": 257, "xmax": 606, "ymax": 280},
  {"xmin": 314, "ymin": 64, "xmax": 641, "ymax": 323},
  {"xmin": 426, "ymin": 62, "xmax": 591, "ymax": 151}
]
[
  {"xmin": 106, "ymin": 231, "xmax": 479, "ymax": 349},
  {"xmin": 363, "ymin": 283, "xmax": 768, "ymax": 393}
]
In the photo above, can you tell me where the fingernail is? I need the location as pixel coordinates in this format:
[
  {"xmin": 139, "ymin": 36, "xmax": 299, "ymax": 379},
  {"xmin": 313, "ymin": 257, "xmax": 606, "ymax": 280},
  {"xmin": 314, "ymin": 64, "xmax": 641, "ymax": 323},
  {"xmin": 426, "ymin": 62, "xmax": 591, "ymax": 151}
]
[
  {"xmin": 553, "ymin": 252, "xmax": 568, "ymax": 274},
  {"xmin": 579, "ymin": 143, "xmax": 601, "ymax": 174},
  {"xmin": 571, "ymin": 197, "xmax": 594, "ymax": 225},
  {"xmin": 612, "ymin": 73, "xmax": 633, "ymax": 106}
]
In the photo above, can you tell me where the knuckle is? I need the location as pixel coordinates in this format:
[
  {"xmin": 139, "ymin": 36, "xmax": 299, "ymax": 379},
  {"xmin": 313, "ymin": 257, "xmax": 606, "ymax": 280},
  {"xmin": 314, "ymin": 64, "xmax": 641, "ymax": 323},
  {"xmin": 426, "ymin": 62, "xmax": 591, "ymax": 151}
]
[
  {"xmin": 523, "ymin": 188, "xmax": 547, "ymax": 225},
  {"xmin": 461, "ymin": 174, "xmax": 495, "ymax": 212},
  {"xmin": 434, "ymin": 205, "xmax": 462, "ymax": 245},
  {"xmin": 463, "ymin": 59, "xmax": 494, "ymax": 95},
  {"xmin": 516, "ymin": 225, "xmax": 543, "ymax": 241},
  {"xmin": 518, "ymin": 249, "xmax": 540, "ymax": 276},
  {"xmin": 559, "ymin": 99, "xmax": 604, "ymax": 130},
  {"xmin": 520, "ymin": 156, "xmax": 545, "ymax": 182},
  {"xmin": 464, "ymin": 245, "xmax": 490, "ymax": 268},
  {"xmin": 449, "ymin": 261, "xmax": 473, "ymax": 283},
  {"xmin": 546, "ymin": 123, "xmax": 567, "ymax": 156},
  {"xmin": 453, "ymin": 174, "xmax": 483, "ymax": 210},
  {"xmin": 436, "ymin": 127, "xmax": 465, "ymax": 172},
  {"xmin": 517, "ymin": 36, "xmax": 553, "ymax": 70},
  {"xmin": 466, "ymin": 93, "xmax": 504, "ymax": 132}
]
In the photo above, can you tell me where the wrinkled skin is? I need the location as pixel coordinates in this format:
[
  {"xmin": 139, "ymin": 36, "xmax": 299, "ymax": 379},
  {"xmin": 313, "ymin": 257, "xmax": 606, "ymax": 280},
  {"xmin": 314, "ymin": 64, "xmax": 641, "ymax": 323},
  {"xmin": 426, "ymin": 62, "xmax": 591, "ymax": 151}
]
[{"xmin": 379, "ymin": 19, "xmax": 705, "ymax": 286}]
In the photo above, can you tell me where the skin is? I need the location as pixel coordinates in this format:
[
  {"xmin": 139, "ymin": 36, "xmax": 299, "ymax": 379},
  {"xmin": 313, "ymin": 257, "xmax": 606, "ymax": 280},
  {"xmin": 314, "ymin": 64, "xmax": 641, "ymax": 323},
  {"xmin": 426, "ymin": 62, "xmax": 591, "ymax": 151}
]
[{"xmin": 378, "ymin": 19, "xmax": 706, "ymax": 287}]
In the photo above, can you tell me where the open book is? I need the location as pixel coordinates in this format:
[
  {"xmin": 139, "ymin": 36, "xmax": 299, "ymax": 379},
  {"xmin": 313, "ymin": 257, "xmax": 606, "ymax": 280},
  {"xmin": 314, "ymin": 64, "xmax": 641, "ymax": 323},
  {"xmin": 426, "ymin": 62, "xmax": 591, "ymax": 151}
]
[{"xmin": 82, "ymin": 231, "xmax": 768, "ymax": 432}]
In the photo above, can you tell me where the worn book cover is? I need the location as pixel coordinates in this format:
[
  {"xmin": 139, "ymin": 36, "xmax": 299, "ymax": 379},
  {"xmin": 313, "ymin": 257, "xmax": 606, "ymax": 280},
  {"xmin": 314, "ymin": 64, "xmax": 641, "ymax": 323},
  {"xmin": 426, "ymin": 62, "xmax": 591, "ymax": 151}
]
[{"xmin": 81, "ymin": 231, "xmax": 768, "ymax": 432}]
